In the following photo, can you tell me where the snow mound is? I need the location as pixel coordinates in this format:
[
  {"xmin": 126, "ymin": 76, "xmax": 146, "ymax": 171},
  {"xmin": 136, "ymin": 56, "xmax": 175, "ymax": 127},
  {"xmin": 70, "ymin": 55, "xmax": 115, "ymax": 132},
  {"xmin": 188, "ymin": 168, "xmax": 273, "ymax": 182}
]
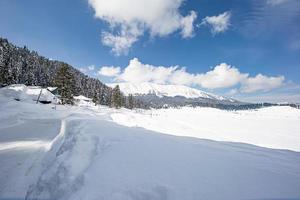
[
  {"xmin": 108, "ymin": 82, "xmax": 230, "ymax": 100},
  {"xmin": 0, "ymin": 84, "xmax": 56, "ymax": 103},
  {"xmin": 0, "ymin": 84, "xmax": 30, "ymax": 102},
  {"xmin": 74, "ymin": 95, "xmax": 95, "ymax": 107}
]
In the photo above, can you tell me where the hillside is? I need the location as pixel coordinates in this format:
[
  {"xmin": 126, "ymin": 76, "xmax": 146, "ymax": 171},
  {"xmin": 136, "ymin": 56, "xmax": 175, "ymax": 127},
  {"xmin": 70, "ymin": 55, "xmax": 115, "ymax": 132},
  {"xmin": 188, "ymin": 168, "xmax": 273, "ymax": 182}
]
[{"xmin": 0, "ymin": 38, "xmax": 113, "ymax": 105}]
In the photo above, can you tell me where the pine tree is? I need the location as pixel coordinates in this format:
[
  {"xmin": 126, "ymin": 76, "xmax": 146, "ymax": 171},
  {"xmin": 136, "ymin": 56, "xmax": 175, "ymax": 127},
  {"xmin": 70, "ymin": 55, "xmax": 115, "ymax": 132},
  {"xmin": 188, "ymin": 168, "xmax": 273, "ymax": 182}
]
[
  {"xmin": 92, "ymin": 90, "xmax": 100, "ymax": 105},
  {"xmin": 128, "ymin": 94, "xmax": 134, "ymax": 109},
  {"xmin": 111, "ymin": 85, "xmax": 122, "ymax": 108},
  {"xmin": 54, "ymin": 64, "xmax": 75, "ymax": 105},
  {"xmin": 0, "ymin": 60, "xmax": 14, "ymax": 86},
  {"xmin": 0, "ymin": 65, "xmax": 10, "ymax": 86},
  {"xmin": 122, "ymin": 95, "xmax": 126, "ymax": 108}
]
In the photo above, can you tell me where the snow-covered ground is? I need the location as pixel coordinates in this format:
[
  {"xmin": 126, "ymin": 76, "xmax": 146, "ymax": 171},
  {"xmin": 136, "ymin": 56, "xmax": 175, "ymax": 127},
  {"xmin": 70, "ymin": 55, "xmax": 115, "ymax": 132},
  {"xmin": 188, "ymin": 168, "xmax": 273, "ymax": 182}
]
[
  {"xmin": 1, "ymin": 85, "xmax": 300, "ymax": 200},
  {"xmin": 0, "ymin": 84, "xmax": 58, "ymax": 103},
  {"xmin": 111, "ymin": 106, "xmax": 300, "ymax": 152}
]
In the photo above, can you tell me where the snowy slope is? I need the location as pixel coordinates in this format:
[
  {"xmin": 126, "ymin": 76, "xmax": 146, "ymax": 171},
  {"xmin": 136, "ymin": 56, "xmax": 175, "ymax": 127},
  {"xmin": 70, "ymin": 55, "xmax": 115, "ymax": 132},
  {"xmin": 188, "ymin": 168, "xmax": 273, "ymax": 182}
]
[
  {"xmin": 108, "ymin": 82, "xmax": 230, "ymax": 101},
  {"xmin": 1, "ymin": 86, "xmax": 300, "ymax": 199}
]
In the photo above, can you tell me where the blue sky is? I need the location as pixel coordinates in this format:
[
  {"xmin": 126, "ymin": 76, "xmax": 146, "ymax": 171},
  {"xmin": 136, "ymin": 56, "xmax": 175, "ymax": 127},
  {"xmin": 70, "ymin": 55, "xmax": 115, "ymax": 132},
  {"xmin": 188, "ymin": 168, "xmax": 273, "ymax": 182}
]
[{"xmin": 0, "ymin": 0, "xmax": 299, "ymax": 102}]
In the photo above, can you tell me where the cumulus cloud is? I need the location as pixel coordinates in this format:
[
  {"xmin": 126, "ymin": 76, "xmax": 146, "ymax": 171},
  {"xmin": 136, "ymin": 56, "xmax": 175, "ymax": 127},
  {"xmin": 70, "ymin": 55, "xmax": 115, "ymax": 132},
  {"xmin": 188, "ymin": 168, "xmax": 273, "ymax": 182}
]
[
  {"xmin": 101, "ymin": 58, "xmax": 285, "ymax": 93},
  {"xmin": 88, "ymin": 0, "xmax": 197, "ymax": 55},
  {"xmin": 101, "ymin": 24, "xmax": 143, "ymax": 55},
  {"xmin": 168, "ymin": 68, "xmax": 195, "ymax": 85},
  {"xmin": 201, "ymin": 11, "xmax": 231, "ymax": 34},
  {"xmin": 240, "ymin": 74, "xmax": 285, "ymax": 93},
  {"xmin": 111, "ymin": 59, "xmax": 247, "ymax": 89},
  {"xmin": 117, "ymin": 58, "xmax": 178, "ymax": 83},
  {"xmin": 98, "ymin": 66, "xmax": 121, "ymax": 77},
  {"xmin": 194, "ymin": 63, "xmax": 248, "ymax": 89}
]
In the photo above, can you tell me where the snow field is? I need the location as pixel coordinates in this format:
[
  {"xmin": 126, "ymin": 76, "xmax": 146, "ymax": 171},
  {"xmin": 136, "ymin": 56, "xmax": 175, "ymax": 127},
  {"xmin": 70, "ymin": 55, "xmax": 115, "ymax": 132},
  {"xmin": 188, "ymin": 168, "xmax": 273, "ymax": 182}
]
[
  {"xmin": 111, "ymin": 106, "xmax": 300, "ymax": 151},
  {"xmin": 0, "ymin": 85, "xmax": 300, "ymax": 199}
]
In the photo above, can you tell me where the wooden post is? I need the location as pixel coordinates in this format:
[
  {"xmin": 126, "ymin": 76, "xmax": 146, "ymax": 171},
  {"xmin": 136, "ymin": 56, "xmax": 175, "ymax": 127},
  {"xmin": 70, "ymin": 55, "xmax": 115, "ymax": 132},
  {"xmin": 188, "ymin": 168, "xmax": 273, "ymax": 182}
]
[{"xmin": 36, "ymin": 88, "xmax": 43, "ymax": 104}]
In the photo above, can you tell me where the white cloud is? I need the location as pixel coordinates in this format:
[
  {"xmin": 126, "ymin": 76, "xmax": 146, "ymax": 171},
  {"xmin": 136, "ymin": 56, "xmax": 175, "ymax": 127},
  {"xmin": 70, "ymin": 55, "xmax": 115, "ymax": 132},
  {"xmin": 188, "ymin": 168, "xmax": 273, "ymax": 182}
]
[
  {"xmin": 78, "ymin": 65, "xmax": 96, "ymax": 74},
  {"xmin": 101, "ymin": 58, "xmax": 285, "ymax": 93},
  {"xmin": 168, "ymin": 68, "xmax": 195, "ymax": 85},
  {"xmin": 79, "ymin": 68, "xmax": 87, "ymax": 73},
  {"xmin": 180, "ymin": 11, "xmax": 197, "ymax": 38},
  {"xmin": 228, "ymin": 88, "xmax": 238, "ymax": 95},
  {"xmin": 117, "ymin": 58, "xmax": 178, "ymax": 83},
  {"xmin": 201, "ymin": 11, "xmax": 231, "ymax": 34},
  {"xmin": 98, "ymin": 66, "xmax": 121, "ymax": 77},
  {"xmin": 88, "ymin": 0, "xmax": 197, "ymax": 55},
  {"xmin": 88, "ymin": 65, "xmax": 95, "ymax": 71},
  {"xmin": 240, "ymin": 74, "xmax": 285, "ymax": 93},
  {"xmin": 194, "ymin": 63, "xmax": 248, "ymax": 89},
  {"xmin": 101, "ymin": 24, "xmax": 142, "ymax": 55},
  {"xmin": 266, "ymin": 0, "xmax": 290, "ymax": 5}
]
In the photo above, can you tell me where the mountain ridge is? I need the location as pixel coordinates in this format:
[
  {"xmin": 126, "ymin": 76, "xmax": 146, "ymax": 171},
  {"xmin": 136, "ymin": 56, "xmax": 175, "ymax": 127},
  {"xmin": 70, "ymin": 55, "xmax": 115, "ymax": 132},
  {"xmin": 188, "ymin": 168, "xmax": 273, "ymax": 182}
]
[
  {"xmin": 108, "ymin": 82, "xmax": 300, "ymax": 109},
  {"xmin": 108, "ymin": 82, "xmax": 245, "ymax": 109},
  {"xmin": 108, "ymin": 82, "xmax": 234, "ymax": 101}
]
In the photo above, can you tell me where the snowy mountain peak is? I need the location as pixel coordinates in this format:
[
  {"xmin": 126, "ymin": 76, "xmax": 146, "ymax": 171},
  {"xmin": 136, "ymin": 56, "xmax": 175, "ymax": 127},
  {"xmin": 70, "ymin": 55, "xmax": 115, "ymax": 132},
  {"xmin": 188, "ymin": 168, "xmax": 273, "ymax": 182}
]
[{"xmin": 108, "ymin": 82, "xmax": 231, "ymax": 101}]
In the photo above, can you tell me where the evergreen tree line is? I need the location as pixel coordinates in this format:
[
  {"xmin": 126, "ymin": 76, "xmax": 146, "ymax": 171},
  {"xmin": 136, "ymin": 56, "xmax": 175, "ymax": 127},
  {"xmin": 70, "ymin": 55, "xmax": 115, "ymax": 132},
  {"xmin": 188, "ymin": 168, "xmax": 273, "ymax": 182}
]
[
  {"xmin": 109, "ymin": 85, "xmax": 141, "ymax": 109},
  {"xmin": 0, "ymin": 38, "xmax": 147, "ymax": 109}
]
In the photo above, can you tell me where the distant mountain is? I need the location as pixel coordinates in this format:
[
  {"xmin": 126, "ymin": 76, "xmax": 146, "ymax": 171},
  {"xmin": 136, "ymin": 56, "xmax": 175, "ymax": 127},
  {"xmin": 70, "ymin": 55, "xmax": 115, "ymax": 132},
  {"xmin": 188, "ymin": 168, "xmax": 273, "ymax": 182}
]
[
  {"xmin": 108, "ymin": 82, "xmax": 252, "ymax": 109},
  {"xmin": 109, "ymin": 82, "xmax": 234, "ymax": 101},
  {"xmin": 108, "ymin": 82, "xmax": 300, "ymax": 109}
]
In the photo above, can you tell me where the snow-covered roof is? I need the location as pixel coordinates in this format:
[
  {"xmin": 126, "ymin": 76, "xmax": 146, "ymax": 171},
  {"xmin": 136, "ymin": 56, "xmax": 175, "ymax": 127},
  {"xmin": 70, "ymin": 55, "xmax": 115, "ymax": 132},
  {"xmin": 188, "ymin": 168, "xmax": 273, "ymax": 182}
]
[
  {"xmin": 74, "ymin": 95, "xmax": 92, "ymax": 101},
  {"xmin": 47, "ymin": 87, "xmax": 58, "ymax": 92},
  {"xmin": 26, "ymin": 86, "xmax": 44, "ymax": 95},
  {"xmin": 4, "ymin": 84, "xmax": 27, "ymax": 92},
  {"xmin": 0, "ymin": 84, "xmax": 56, "ymax": 102}
]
